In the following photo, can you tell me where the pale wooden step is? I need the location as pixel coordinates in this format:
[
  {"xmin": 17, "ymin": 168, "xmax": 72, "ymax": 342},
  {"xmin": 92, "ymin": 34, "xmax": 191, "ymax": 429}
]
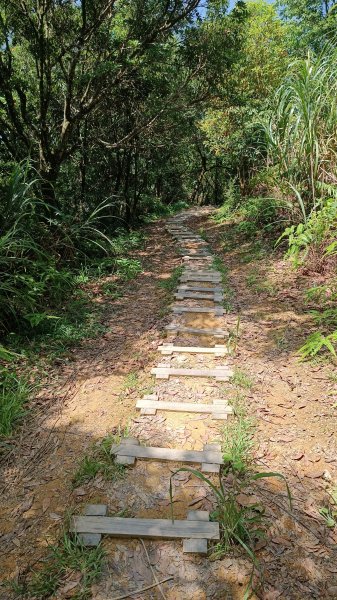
[
  {"xmin": 172, "ymin": 306, "xmax": 224, "ymax": 316},
  {"xmin": 151, "ymin": 366, "xmax": 232, "ymax": 381},
  {"xmin": 180, "ymin": 276, "xmax": 221, "ymax": 283},
  {"xmin": 137, "ymin": 396, "xmax": 232, "ymax": 419},
  {"xmin": 174, "ymin": 236, "xmax": 203, "ymax": 241},
  {"xmin": 181, "ymin": 271, "xmax": 221, "ymax": 278},
  {"xmin": 78, "ymin": 505, "xmax": 108, "ymax": 546},
  {"xmin": 178, "ymin": 285, "xmax": 223, "ymax": 293},
  {"xmin": 111, "ymin": 439, "xmax": 222, "ymax": 473},
  {"xmin": 159, "ymin": 343, "xmax": 227, "ymax": 356},
  {"xmin": 72, "ymin": 510, "xmax": 220, "ymax": 552},
  {"xmin": 174, "ymin": 292, "xmax": 223, "ymax": 301},
  {"xmin": 181, "ymin": 270, "xmax": 220, "ymax": 275},
  {"xmin": 183, "ymin": 255, "xmax": 213, "ymax": 261},
  {"xmin": 183, "ymin": 510, "xmax": 210, "ymax": 553},
  {"xmin": 165, "ymin": 324, "xmax": 227, "ymax": 337},
  {"xmin": 180, "ymin": 239, "xmax": 208, "ymax": 244}
]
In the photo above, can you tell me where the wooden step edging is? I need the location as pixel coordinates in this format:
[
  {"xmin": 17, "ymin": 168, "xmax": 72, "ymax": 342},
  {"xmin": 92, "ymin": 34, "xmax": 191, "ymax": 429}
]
[
  {"xmin": 137, "ymin": 395, "xmax": 232, "ymax": 419},
  {"xmin": 177, "ymin": 285, "xmax": 223, "ymax": 293},
  {"xmin": 172, "ymin": 306, "xmax": 224, "ymax": 316},
  {"xmin": 165, "ymin": 324, "xmax": 227, "ymax": 337},
  {"xmin": 72, "ymin": 508, "xmax": 219, "ymax": 553},
  {"xmin": 158, "ymin": 343, "xmax": 227, "ymax": 356},
  {"xmin": 180, "ymin": 275, "xmax": 221, "ymax": 283},
  {"xmin": 111, "ymin": 438, "xmax": 223, "ymax": 473},
  {"xmin": 174, "ymin": 292, "xmax": 224, "ymax": 301},
  {"xmin": 151, "ymin": 366, "xmax": 232, "ymax": 381},
  {"xmin": 183, "ymin": 255, "xmax": 213, "ymax": 261}
]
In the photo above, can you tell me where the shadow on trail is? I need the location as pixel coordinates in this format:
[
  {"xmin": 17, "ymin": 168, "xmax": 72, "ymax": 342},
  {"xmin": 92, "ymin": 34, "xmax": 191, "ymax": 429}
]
[{"xmin": 1, "ymin": 211, "xmax": 336, "ymax": 599}]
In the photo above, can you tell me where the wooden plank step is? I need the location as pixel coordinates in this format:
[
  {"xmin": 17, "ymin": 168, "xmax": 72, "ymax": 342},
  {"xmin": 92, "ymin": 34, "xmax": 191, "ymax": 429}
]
[
  {"xmin": 183, "ymin": 256, "xmax": 213, "ymax": 261},
  {"xmin": 181, "ymin": 271, "xmax": 221, "ymax": 277},
  {"xmin": 136, "ymin": 397, "xmax": 232, "ymax": 419},
  {"xmin": 165, "ymin": 325, "xmax": 227, "ymax": 337},
  {"xmin": 78, "ymin": 505, "xmax": 108, "ymax": 546},
  {"xmin": 151, "ymin": 366, "xmax": 232, "ymax": 381},
  {"xmin": 177, "ymin": 285, "xmax": 223, "ymax": 293},
  {"xmin": 172, "ymin": 306, "xmax": 224, "ymax": 315},
  {"xmin": 178, "ymin": 234, "xmax": 209, "ymax": 241},
  {"xmin": 180, "ymin": 269, "xmax": 221, "ymax": 281},
  {"xmin": 72, "ymin": 511, "xmax": 220, "ymax": 551},
  {"xmin": 180, "ymin": 276, "xmax": 221, "ymax": 283},
  {"xmin": 174, "ymin": 292, "xmax": 224, "ymax": 301},
  {"xmin": 158, "ymin": 344, "xmax": 227, "ymax": 356},
  {"xmin": 181, "ymin": 254, "xmax": 211, "ymax": 259},
  {"xmin": 111, "ymin": 439, "xmax": 222, "ymax": 473},
  {"xmin": 183, "ymin": 511, "xmax": 210, "ymax": 553},
  {"xmin": 174, "ymin": 236, "xmax": 203, "ymax": 240}
]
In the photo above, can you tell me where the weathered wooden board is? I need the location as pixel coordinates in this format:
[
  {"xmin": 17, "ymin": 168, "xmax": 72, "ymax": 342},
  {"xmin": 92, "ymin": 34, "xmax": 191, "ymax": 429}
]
[
  {"xmin": 111, "ymin": 440, "xmax": 223, "ymax": 472},
  {"xmin": 177, "ymin": 285, "xmax": 223, "ymax": 293},
  {"xmin": 158, "ymin": 344, "xmax": 227, "ymax": 356},
  {"xmin": 181, "ymin": 271, "xmax": 221, "ymax": 278},
  {"xmin": 136, "ymin": 398, "xmax": 232, "ymax": 419},
  {"xmin": 172, "ymin": 306, "xmax": 224, "ymax": 316},
  {"xmin": 180, "ymin": 275, "xmax": 220, "ymax": 280},
  {"xmin": 183, "ymin": 511, "xmax": 210, "ymax": 553},
  {"xmin": 174, "ymin": 292, "xmax": 224, "ymax": 301},
  {"xmin": 180, "ymin": 276, "xmax": 221, "ymax": 284},
  {"xmin": 151, "ymin": 366, "xmax": 232, "ymax": 380},
  {"xmin": 165, "ymin": 325, "xmax": 226, "ymax": 337},
  {"xmin": 183, "ymin": 255, "xmax": 213, "ymax": 260},
  {"xmin": 113, "ymin": 437, "xmax": 140, "ymax": 465},
  {"xmin": 174, "ymin": 236, "xmax": 203, "ymax": 240},
  {"xmin": 78, "ymin": 505, "xmax": 108, "ymax": 546},
  {"xmin": 72, "ymin": 515, "xmax": 220, "ymax": 541}
]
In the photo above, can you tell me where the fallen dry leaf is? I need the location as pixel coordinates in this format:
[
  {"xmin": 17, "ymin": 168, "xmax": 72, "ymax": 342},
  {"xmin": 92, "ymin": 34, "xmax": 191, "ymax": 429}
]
[
  {"xmin": 272, "ymin": 536, "xmax": 293, "ymax": 548},
  {"xmin": 290, "ymin": 452, "xmax": 304, "ymax": 461}
]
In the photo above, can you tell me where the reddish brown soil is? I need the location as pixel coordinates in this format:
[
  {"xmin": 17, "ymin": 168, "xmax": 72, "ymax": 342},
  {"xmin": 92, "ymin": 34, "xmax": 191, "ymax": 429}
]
[
  {"xmin": 0, "ymin": 218, "xmax": 180, "ymax": 597},
  {"xmin": 1, "ymin": 210, "xmax": 337, "ymax": 600},
  {"xmin": 186, "ymin": 211, "xmax": 337, "ymax": 599}
]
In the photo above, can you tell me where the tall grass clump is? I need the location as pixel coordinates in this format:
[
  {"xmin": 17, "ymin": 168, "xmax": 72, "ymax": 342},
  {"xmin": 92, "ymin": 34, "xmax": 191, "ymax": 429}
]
[
  {"xmin": 0, "ymin": 161, "xmax": 116, "ymax": 336},
  {"xmin": 262, "ymin": 44, "xmax": 337, "ymax": 358},
  {"xmin": 264, "ymin": 43, "xmax": 337, "ymax": 221},
  {"xmin": 0, "ymin": 367, "xmax": 32, "ymax": 439}
]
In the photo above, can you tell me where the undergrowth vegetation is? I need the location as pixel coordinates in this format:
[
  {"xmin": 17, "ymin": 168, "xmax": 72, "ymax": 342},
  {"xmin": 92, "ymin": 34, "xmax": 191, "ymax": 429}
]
[
  {"xmin": 0, "ymin": 162, "xmax": 149, "ymax": 443},
  {"xmin": 11, "ymin": 531, "xmax": 104, "ymax": 600},
  {"xmin": 72, "ymin": 432, "xmax": 127, "ymax": 487},
  {"xmin": 213, "ymin": 42, "xmax": 337, "ymax": 360}
]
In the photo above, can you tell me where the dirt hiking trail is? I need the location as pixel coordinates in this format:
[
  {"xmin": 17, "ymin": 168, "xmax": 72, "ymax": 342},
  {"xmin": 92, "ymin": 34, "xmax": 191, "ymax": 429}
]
[{"xmin": 1, "ymin": 208, "xmax": 337, "ymax": 600}]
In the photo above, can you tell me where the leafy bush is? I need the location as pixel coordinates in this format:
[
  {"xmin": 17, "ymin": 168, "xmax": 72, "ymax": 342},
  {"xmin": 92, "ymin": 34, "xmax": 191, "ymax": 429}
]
[
  {"xmin": 114, "ymin": 258, "xmax": 142, "ymax": 280},
  {"xmin": 0, "ymin": 162, "xmax": 114, "ymax": 335},
  {"xmin": 298, "ymin": 280, "xmax": 337, "ymax": 359},
  {"xmin": 213, "ymin": 180, "xmax": 241, "ymax": 222},
  {"xmin": 0, "ymin": 162, "xmax": 147, "ymax": 340},
  {"xmin": 277, "ymin": 198, "xmax": 337, "ymax": 266}
]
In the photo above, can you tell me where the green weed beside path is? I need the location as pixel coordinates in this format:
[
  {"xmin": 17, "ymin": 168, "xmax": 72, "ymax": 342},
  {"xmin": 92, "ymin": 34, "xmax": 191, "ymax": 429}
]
[
  {"xmin": 0, "ymin": 368, "xmax": 32, "ymax": 440},
  {"xmin": 11, "ymin": 530, "xmax": 104, "ymax": 600},
  {"xmin": 72, "ymin": 432, "xmax": 127, "ymax": 487}
]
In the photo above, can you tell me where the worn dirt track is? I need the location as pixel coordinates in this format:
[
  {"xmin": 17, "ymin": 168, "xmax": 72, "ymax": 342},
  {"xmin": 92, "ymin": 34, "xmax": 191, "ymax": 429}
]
[{"xmin": 1, "ymin": 209, "xmax": 337, "ymax": 599}]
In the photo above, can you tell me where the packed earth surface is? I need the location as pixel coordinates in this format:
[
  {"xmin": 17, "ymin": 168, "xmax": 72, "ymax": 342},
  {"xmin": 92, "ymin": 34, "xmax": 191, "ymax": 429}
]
[{"xmin": 1, "ymin": 208, "xmax": 337, "ymax": 600}]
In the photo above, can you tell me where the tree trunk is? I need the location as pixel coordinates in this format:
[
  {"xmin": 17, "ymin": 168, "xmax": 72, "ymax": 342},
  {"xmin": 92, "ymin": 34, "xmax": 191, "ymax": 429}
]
[{"xmin": 40, "ymin": 164, "xmax": 60, "ymax": 208}]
